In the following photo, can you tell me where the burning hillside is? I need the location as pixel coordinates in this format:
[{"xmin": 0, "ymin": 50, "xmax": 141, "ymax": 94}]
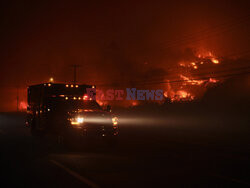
[
  {"xmin": 163, "ymin": 50, "xmax": 221, "ymax": 102},
  {"xmin": 96, "ymin": 47, "xmax": 250, "ymax": 108}
]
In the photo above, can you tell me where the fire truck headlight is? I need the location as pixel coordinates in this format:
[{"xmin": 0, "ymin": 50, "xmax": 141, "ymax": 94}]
[
  {"xmin": 71, "ymin": 117, "xmax": 84, "ymax": 125},
  {"xmin": 112, "ymin": 117, "xmax": 118, "ymax": 126},
  {"xmin": 77, "ymin": 117, "xmax": 84, "ymax": 123}
]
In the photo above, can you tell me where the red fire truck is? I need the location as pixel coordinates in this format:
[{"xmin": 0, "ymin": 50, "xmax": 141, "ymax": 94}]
[{"xmin": 26, "ymin": 83, "xmax": 118, "ymax": 144}]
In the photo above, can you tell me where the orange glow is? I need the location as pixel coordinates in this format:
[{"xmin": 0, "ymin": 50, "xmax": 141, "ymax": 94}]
[
  {"xmin": 132, "ymin": 101, "xmax": 138, "ymax": 106},
  {"xmin": 177, "ymin": 90, "xmax": 188, "ymax": 98},
  {"xmin": 71, "ymin": 121, "xmax": 80, "ymax": 125},
  {"xmin": 19, "ymin": 101, "xmax": 27, "ymax": 111},
  {"xmin": 75, "ymin": 85, "xmax": 79, "ymax": 88},
  {"xmin": 82, "ymin": 109, "xmax": 93, "ymax": 112},
  {"xmin": 164, "ymin": 89, "xmax": 194, "ymax": 102},
  {"xmin": 211, "ymin": 58, "xmax": 219, "ymax": 64},
  {"xmin": 66, "ymin": 84, "xmax": 69, "ymax": 87},
  {"xmin": 209, "ymin": 78, "xmax": 218, "ymax": 83},
  {"xmin": 180, "ymin": 75, "xmax": 204, "ymax": 85},
  {"xmin": 179, "ymin": 62, "xmax": 186, "ymax": 67},
  {"xmin": 164, "ymin": 49, "xmax": 220, "ymax": 103},
  {"xmin": 71, "ymin": 85, "xmax": 74, "ymax": 88},
  {"xmin": 164, "ymin": 91, "xmax": 168, "ymax": 98},
  {"xmin": 83, "ymin": 95, "xmax": 88, "ymax": 100},
  {"xmin": 97, "ymin": 100, "xmax": 104, "ymax": 106}
]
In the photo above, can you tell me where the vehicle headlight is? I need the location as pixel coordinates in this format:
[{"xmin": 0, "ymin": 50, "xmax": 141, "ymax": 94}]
[
  {"xmin": 77, "ymin": 117, "xmax": 84, "ymax": 123},
  {"xmin": 112, "ymin": 117, "xmax": 118, "ymax": 125},
  {"xmin": 71, "ymin": 117, "xmax": 84, "ymax": 125}
]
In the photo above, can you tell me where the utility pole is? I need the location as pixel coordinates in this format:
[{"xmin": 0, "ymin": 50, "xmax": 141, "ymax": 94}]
[
  {"xmin": 71, "ymin": 64, "xmax": 81, "ymax": 84},
  {"xmin": 16, "ymin": 86, "xmax": 19, "ymax": 112}
]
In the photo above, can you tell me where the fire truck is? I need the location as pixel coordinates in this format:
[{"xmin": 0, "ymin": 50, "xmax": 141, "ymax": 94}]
[{"xmin": 26, "ymin": 83, "xmax": 118, "ymax": 144}]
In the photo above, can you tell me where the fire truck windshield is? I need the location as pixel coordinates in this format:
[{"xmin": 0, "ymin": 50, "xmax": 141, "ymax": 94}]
[
  {"xmin": 72, "ymin": 100, "xmax": 102, "ymax": 110},
  {"xmin": 47, "ymin": 97, "xmax": 102, "ymax": 111}
]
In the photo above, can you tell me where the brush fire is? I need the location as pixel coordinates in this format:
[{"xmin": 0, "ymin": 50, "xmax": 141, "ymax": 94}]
[
  {"xmin": 95, "ymin": 49, "xmax": 223, "ymax": 107},
  {"xmin": 163, "ymin": 50, "xmax": 220, "ymax": 102}
]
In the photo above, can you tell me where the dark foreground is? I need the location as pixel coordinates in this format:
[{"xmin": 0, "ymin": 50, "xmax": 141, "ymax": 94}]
[{"xmin": 0, "ymin": 108, "xmax": 250, "ymax": 187}]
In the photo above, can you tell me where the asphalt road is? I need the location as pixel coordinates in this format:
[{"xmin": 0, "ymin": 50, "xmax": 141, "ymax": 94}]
[{"xmin": 0, "ymin": 111, "xmax": 250, "ymax": 187}]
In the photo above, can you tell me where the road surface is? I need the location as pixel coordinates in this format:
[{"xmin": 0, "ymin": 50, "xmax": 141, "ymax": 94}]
[{"xmin": 0, "ymin": 112, "xmax": 250, "ymax": 187}]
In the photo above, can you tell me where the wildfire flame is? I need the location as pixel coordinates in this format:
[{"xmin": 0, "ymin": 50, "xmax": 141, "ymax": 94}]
[{"xmin": 164, "ymin": 50, "xmax": 220, "ymax": 102}]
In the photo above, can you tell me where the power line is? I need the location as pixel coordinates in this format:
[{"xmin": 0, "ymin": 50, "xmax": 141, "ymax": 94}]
[
  {"xmin": 97, "ymin": 68, "xmax": 250, "ymax": 87},
  {"xmin": 100, "ymin": 48, "xmax": 250, "ymax": 87}
]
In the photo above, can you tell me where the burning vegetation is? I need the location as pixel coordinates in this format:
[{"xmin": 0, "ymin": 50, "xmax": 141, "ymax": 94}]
[
  {"xmin": 163, "ymin": 50, "xmax": 221, "ymax": 102},
  {"xmin": 95, "ymin": 49, "xmax": 224, "ymax": 107}
]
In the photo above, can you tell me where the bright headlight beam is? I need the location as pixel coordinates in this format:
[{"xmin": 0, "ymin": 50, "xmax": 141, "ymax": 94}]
[
  {"xmin": 71, "ymin": 117, "xmax": 84, "ymax": 125},
  {"xmin": 77, "ymin": 117, "xmax": 84, "ymax": 123},
  {"xmin": 112, "ymin": 117, "xmax": 118, "ymax": 125}
]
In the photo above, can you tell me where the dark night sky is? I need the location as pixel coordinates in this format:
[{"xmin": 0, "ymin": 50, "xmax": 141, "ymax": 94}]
[{"xmin": 1, "ymin": 0, "xmax": 250, "ymax": 111}]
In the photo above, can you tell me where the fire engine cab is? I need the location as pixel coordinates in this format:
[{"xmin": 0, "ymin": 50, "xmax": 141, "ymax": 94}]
[{"xmin": 26, "ymin": 83, "xmax": 118, "ymax": 143}]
